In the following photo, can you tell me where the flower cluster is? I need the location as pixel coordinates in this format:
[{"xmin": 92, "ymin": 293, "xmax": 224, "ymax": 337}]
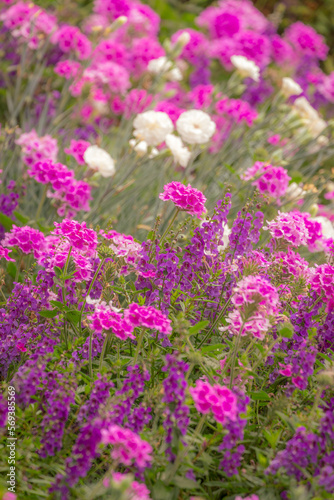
[
  {"xmin": 242, "ymin": 162, "xmax": 291, "ymax": 202},
  {"xmin": 159, "ymin": 181, "xmax": 206, "ymax": 219},
  {"xmin": 190, "ymin": 380, "xmax": 238, "ymax": 424},
  {"xmin": 101, "ymin": 424, "xmax": 153, "ymax": 470},
  {"xmin": 226, "ymin": 275, "xmax": 279, "ymax": 339}
]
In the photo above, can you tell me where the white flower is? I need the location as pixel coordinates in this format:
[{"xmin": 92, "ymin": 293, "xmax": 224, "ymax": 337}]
[
  {"xmin": 84, "ymin": 145, "xmax": 116, "ymax": 177},
  {"xmin": 148, "ymin": 56, "xmax": 172, "ymax": 74},
  {"xmin": 148, "ymin": 56, "xmax": 182, "ymax": 82},
  {"xmin": 176, "ymin": 110, "xmax": 216, "ymax": 145},
  {"xmin": 129, "ymin": 139, "xmax": 158, "ymax": 158},
  {"xmin": 314, "ymin": 216, "xmax": 334, "ymax": 241},
  {"xmin": 294, "ymin": 97, "xmax": 319, "ymax": 122},
  {"xmin": 165, "ymin": 134, "xmax": 191, "ymax": 167},
  {"xmin": 281, "ymin": 77, "xmax": 303, "ymax": 98},
  {"xmin": 294, "ymin": 97, "xmax": 327, "ymax": 138},
  {"xmin": 133, "ymin": 110, "xmax": 173, "ymax": 146},
  {"xmin": 230, "ymin": 55, "xmax": 260, "ymax": 82},
  {"xmin": 285, "ymin": 182, "xmax": 307, "ymax": 201}
]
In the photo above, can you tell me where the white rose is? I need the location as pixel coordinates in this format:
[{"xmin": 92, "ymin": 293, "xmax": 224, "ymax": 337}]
[
  {"xmin": 165, "ymin": 134, "xmax": 191, "ymax": 167},
  {"xmin": 84, "ymin": 145, "xmax": 115, "ymax": 178},
  {"xmin": 281, "ymin": 77, "xmax": 303, "ymax": 98},
  {"xmin": 176, "ymin": 109, "xmax": 216, "ymax": 145},
  {"xmin": 230, "ymin": 55, "xmax": 260, "ymax": 82},
  {"xmin": 218, "ymin": 224, "xmax": 231, "ymax": 251},
  {"xmin": 133, "ymin": 110, "xmax": 174, "ymax": 146},
  {"xmin": 294, "ymin": 97, "xmax": 327, "ymax": 138},
  {"xmin": 314, "ymin": 216, "xmax": 334, "ymax": 240}
]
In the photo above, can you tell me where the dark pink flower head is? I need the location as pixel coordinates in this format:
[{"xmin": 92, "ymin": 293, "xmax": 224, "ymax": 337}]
[
  {"xmin": 88, "ymin": 303, "xmax": 135, "ymax": 340},
  {"xmin": 101, "ymin": 424, "xmax": 153, "ymax": 470},
  {"xmin": 242, "ymin": 162, "xmax": 290, "ymax": 203},
  {"xmin": 64, "ymin": 139, "xmax": 90, "ymax": 165},
  {"xmin": 159, "ymin": 182, "xmax": 206, "ymax": 219},
  {"xmin": 2, "ymin": 225, "xmax": 46, "ymax": 258},
  {"xmin": 0, "ymin": 245, "xmax": 15, "ymax": 262},
  {"xmin": 284, "ymin": 21, "xmax": 329, "ymax": 61},
  {"xmin": 226, "ymin": 275, "xmax": 279, "ymax": 339},
  {"xmin": 125, "ymin": 303, "xmax": 172, "ymax": 335},
  {"xmin": 53, "ymin": 219, "xmax": 98, "ymax": 257},
  {"xmin": 190, "ymin": 380, "xmax": 238, "ymax": 423},
  {"xmin": 311, "ymin": 264, "xmax": 334, "ymax": 310}
]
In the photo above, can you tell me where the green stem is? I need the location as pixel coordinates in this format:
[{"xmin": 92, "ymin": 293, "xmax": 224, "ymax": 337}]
[
  {"xmin": 159, "ymin": 208, "xmax": 180, "ymax": 245},
  {"xmin": 89, "ymin": 330, "xmax": 93, "ymax": 378},
  {"xmin": 133, "ymin": 327, "xmax": 146, "ymax": 364},
  {"xmin": 99, "ymin": 332, "xmax": 110, "ymax": 372},
  {"xmin": 79, "ymin": 258, "xmax": 105, "ymax": 331},
  {"xmin": 229, "ymin": 323, "xmax": 244, "ymax": 389}
]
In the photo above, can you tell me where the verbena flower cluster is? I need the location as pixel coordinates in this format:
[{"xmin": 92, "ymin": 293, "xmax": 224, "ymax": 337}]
[{"xmin": 1, "ymin": 0, "xmax": 334, "ymax": 499}]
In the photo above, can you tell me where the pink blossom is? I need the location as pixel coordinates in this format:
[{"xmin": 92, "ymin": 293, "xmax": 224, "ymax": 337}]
[
  {"xmin": 52, "ymin": 25, "xmax": 91, "ymax": 60},
  {"xmin": 101, "ymin": 424, "xmax": 153, "ymax": 469},
  {"xmin": 272, "ymin": 249, "xmax": 311, "ymax": 280},
  {"xmin": 311, "ymin": 264, "xmax": 334, "ymax": 310},
  {"xmin": 130, "ymin": 37, "xmax": 165, "ymax": 78},
  {"xmin": 104, "ymin": 230, "xmax": 141, "ymax": 266},
  {"xmin": 16, "ymin": 129, "xmax": 58, "ymax": 165},
  {"xmin": 266, "ymin": 211, "xmax": 310, "ymax": 247},
  {"xmin": 88, "ymin": 303, "xmax": 135, "ymax": 340},
  {"xmin": 159, "ymin": 182, "xmax": 206, "ymax": 219},
  {"xmin": 0, "ymin": 245, "xmax": 15, "ymax": 262},
  {"xmin": 125, "ymin": 303, "xmax": 172, "ymax": 335},
  {"xmin": 284, "ymin": 21, "xmax": 328, "ymax": 61},
  {"xmin": 171, "ymin": 29, "xmax": 208, "ymax": 64},
  {"xmin": 93, "ymin": 38, "xmax": 127, "ymax": 66},
  {"xmin": 64, "ymin": 140, "xmax": 90, "ymax": 165},
  {"xmin": 93, "ymin": 0, "xmax": 131, "ymax": 21},
  {"xmin": 84, "ymin": 61, "xmax": 130, "ymax": 94},
  {"xmin": 235, "ymin": 495, "xmax": 259, "ymax": 500},
  {"xmin": 190, "ymin": 84, "xmax": 215, "ymax": 109},
  {"xmin": 279, "ymin": 363, "xmax": 293, "ymax": 377},
  {"xmin": 2, "ymin": 225, "xmax": 46, "ymax": 258},
  {"xmin": 53, "ymin": 219, "xmax": 98, "ymax": 257},
  {"xmin": 154, "ymin": 101, "xmax": 185, "ymax": 125},
  {"xmin": 190, "ymin": 380, "xmax": 238, "ymax": 423},
  {"xmin": 215, "ymin": 97, "xmax": 258, "ymax": 126},
  {"xmin": 242, "ymin": 162, "xmax": 290, "ymax": 202},
  {"xmin": 226, "ymin": 275, "xmax": 279, "ymax": 339},
  {"xmin": 124, "ymin": 89, "xmax": 153, "ymax": 119},
  {"xmin": 54, "ymin": 60, "xmax": 81, "ymax": 80},
  {"xmin": 2, "ymin": 493, "xmax": 17, "ymax": 500},
  {"xmin": 271, "ymin": 35, "xmax": 296, "ymax": 66}
]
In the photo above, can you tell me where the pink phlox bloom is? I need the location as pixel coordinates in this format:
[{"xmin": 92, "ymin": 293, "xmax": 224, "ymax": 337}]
[{"xmin": 159, "ymin": 182, "xmax": 206, "ymax": 219}]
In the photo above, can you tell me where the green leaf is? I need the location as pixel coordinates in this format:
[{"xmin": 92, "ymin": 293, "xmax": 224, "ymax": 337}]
[
  {"xmin": 0, "ymin": 212, "xmax": 13, "ymax": 231},
  {"xmin": 173, "ymin": 477, "xmax": 198, "ymax": 489},
  {"xmin": 39, "ymin": 309, "xmax": 59, "ymax": 318},
  {"xmin": 189, "ymin": 320, "xmax": 209, "ymax": 335},
  {"xmin": 50, "ymin": 300, "xmax": 66, "ymax": 310},
  {"xmin": 277, "ymin": 323, "xmax": 294, "ymax": 338},
  {"xmin": 65, "ymin": 310, "xmax": 81, "ymax": 324},
  {"xmin": 7, "ymin": 261, "xmax": 17, "ymax": 279},
  {"xmin": 13, "ymin": 211, "xmax": 29, "ymax": 224},
  {"xmin": 263, "ymin": 429, "xmax": 282, "ymax": 449},
  {"xmin": 201, "ymin": 343, "xmax": 224, "ymax": 354},
  {"xmin": 250, "ymin": 390, "xmax": 270, "ymax": 401}
]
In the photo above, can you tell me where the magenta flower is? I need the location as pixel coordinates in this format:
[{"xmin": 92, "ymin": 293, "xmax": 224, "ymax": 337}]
[
  {"xmin": 190, "ymin": 380, "xmax": 238, "ymax": 424},
  {"xmin": 125, "ymin": 303, "xmax": 172, "ymax": 335},
  {"xmin": 0, "ymin": 245, "xmax": 15, "ymax": 262},
  {"xmin": 2, "ymin": 225, "xmax": 46, "ymax": 258},
  {"xmin": 101, "ymin": 424, "xmax": 153, "ymax": 470},
  {"xmin": 159, "ymin": 181, "xmax": 206, "ymax": 219},
  {"xmin": 88, "ymin": 304, "xmax": 135, "ymax": 340},
  {"xmin": 242, "ymin": 161, "xmax": 290, "ymax": 203},
  {"xmin": 53, "ymin": 219, "xmax": 98, "ymax": 256}
]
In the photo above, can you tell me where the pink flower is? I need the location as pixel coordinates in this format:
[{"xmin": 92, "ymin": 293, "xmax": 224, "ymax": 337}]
[
  {"xmin": 16, "ymin": 129, "xmax": 58, "ymax": 165},
  {"xmin": 52, "ymin": 25, "xmax": 91, "ymax": 60},
  {"xmin": 242, "ymin": 162, "xmax": 290, "ymax": 202},
  {"xmin": 190, "ymin": 380, "xmax": 238, "ymax": 424},
  {"xmin": 279, "ymin": 363, "xmax": 293, "ymax": 377},
  {"xmin": 235, "ymin": 495, "xmax": 259, "ymax": 500},
  {"xmin": 0, "ymin": 245, "xmax": 15, "ymax": 262},
  {"xmin": 284, "ymin": 21, "xmax": 328, "ymax": 61},
  {"xmin": 54, "ymin": 60, "xmax": 81, "ymax": 80},
  {"xmin": 88, "ymin": 303, "xmax": 135, "ymax": 340},
  {"xmin": 53, "ymin": 219, "xmax": 98, "ymax": 257},
  {"xmin": 64, "ymin": 140, "xmax": 90, "ymax": 165},
  {"xmin": 159, "ymin": 182, "xmax": 206, "ymax": 219},
  {"xmin": 108, "ymin": 473, "xmax": 151, "ymax": 499},
  {"xmin": 2, "ymin": 493, "xmax": 17, "ymax": 500},
  {"xmin": 2, "ymin": 226, "xmax": 46, "ymax": 258},
  {"xmin": 311, "ymin": 264, "xmax": 334, "ymax": 310},
  {"xmin": 215, "ymin": 97, "xmax": 258, "ymax": 126},
  {"xmin": 101, "ymin": 424, "xmax": 153, "ymax": 470},
  {"xmin": 125, "ymin": 303, "xmax": 172, "ymax": 335},
  {"xmin": 123, "ymin": 89, "xmax": 153, "ymax": 119},
  {"xmin": 226, "ymin": 275, "xmax": 279, "ymax": 340},
  {"xmin": 266, "ymin": 211, "xmax": 309, "ymax": 247}
]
